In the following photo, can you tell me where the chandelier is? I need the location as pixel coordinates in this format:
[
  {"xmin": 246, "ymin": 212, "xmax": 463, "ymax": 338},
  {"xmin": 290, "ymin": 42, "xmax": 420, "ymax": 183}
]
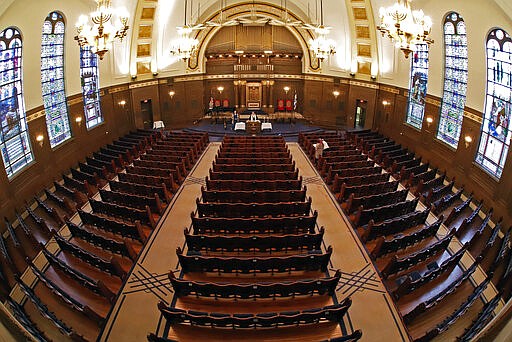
[
  {"xmin": 303, "ymin": 0, "xmax": 336, "ymax": 62},
  {"xmin": 377, "ymin": 0, "xmax": 433, "ymax": 58},
  {"xmin": 75, "ymin": 0, "xmax": 129, "ymax": 60},
  {"xmin": 308, "ymin": 27, "xmax": 336, "ymax": 61},
  {"xmin": 170, "ymin": 0, "xmax": 204, "ymax": 61}
]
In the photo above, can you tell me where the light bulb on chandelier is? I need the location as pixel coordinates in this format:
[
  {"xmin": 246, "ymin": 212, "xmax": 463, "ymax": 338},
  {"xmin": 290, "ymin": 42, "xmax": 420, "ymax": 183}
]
[
  {"xmin": 377, "ymin": 0, "xmax": 433, "ymax": 58},
  {"xmin": 75, "ymin": 0, "xmax": 129, "ymax": 60},
  {"xmin": 170, "ymin": 0, "xmax": 204, "ymax": 62},
  {"xmin": 309, "ymin": 32, "xmax": 336, "ymax": 61},
  {"xmin": 305, "ymin": 0, "xmax": 336, "ymax": 62}
]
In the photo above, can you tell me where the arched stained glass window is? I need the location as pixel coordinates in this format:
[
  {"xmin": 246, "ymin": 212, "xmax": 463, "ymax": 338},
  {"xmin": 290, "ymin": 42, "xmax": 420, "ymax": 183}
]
[
  {"xmin": 80, "ymin": 46, "xmax": 102, "ymax": 129},
  {"xmin": 475, "ymin": 29, "xmax": 512, "ymax": 179},
  {"xmin": 437, "ymin": 12, "xmax": 468, "ymax": 148},
  {"xmin": 42, "ymin": 11, "xmax": 71, "ymax": 148},
  {"xmin": 406, "ymin": 44, "xmax": 429, "ymax": 129},
  {"xmin": 0, "ymin": 28, "xmax": 33, "ymax": 178}
]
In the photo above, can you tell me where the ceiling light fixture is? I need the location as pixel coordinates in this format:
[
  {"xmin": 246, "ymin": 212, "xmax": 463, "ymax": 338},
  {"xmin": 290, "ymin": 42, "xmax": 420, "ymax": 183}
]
[
  {"xmin": 170, "ymin": 0, "xmax": 204, "ymax": 61},
  {"xmin": 75, "ymin": 0, "xmax": 129, "ymax": 60},
  {"xmin": 303, "ymin": 0, "xmax": 336, "ymax": 62},
  {"xmin": 377, "ymin": 0, "xmax": 433, "ymax": 58}
]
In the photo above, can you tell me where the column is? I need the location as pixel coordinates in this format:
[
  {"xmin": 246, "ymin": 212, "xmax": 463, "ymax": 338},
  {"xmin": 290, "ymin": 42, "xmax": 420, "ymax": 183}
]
[
  {"xmin": 240, "ymin": 80, "xmax": 246, "ymax": 111},
  {"xmin": 262, "ymin": 80, "xmax": 268, "ymax": 111},
  {"xmin": 268, "ymin": 80, "xmax": 274, "ymax": 113},
  {"xmin": 233, "ymin": 80, "xmax": 239, "ymax": 109}
]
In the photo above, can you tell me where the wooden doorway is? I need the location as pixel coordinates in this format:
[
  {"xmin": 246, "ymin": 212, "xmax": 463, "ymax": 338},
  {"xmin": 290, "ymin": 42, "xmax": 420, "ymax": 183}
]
[
  {"xmin": 354, "ymin": 99, "xmax": 367, "ymax": 129},
  {"xmin": 140, "ymin": 99, "xmax": 154, "ymax": 129}
]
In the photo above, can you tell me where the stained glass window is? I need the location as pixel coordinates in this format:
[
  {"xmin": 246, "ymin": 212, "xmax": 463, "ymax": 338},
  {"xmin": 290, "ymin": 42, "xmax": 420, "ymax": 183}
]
[
  {"xmin": 437, "ymin": 12, "xmax": 468, "ymax": 148},
  {"xmin": 406, "ymin": 44, "xmax": 429, "ymax": 129},
  {"xmin": 475, "ymin": 29, "xmax": 512, "ymax": 179},
  {"xmin": 0, "ymin": 28, "xmax": 33, "ymax": 179},
  {"xmin": 42, "ymin": 12, "xmax": 71, "ymax": 148},
  {"xmin": 80, "ymin": 46, "xmax": 102, "ymax": 129}
]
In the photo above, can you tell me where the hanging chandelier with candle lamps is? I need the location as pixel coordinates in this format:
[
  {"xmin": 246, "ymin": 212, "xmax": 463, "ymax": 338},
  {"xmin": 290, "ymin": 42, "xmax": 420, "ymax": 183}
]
[
  {"xmin": 308, "ymin": 26, "xmax": 336, "ymax": 61},
  {"xmin": 302, "ymin": 0, "xmax": 336, "ymax": 62},
  {"xmin": 75, "ymin": 0, "xmax": 129, "ymax": 60},
  {"xmin": 170, "ymin": 0, "xmax": 204, "ymax": 61},
  {"xmin": 377, "ymin": 0, "xmax": 433, "ymax": 58}
]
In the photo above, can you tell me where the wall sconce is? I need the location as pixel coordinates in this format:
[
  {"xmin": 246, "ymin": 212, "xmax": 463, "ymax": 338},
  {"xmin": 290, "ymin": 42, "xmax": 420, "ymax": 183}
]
[
  {"xmin": 131, "ymin": 74, "xmax": 137, "ymax": 80},
  {"xmin": 283, "ymin": 86, "xmax": 290, "ymax": 95},
  {"xmin": 169, "ymin": 90, "xmax": 175, "ymax": 99},
  {"xmin": 35, "ymin": 134, "xmax": 44, "ymax": 147},
  {"xmin": 332, "ymin": 90, "xmax": 340, "ymax": 98},
  {"xmin": 371, "ymin": 75, "xmax": 377, "ymax": 81},
  {"xmin": 75, "ymin": 116, "xmax": 83, "ymax": 126},
  {"xmin": 118, "ymin": 100, "xmax": 126, "ymax": 108},
  {"xmin": 382, "ymin": 100, "xmax": 390, "ymax": 106},
  {"xmin": 152, "ymin": 72, "xmax": 158, "ymax": 77},
  {"xmin": 349, "ymin": 72, "xmax": 356, "ymax": 77},
  {"xmin": 217, "ymin": 86, "xmax": 224, "ymax": 94},
  {"xmin": 464, "ymin": 135, "xmax": 473, "ymax": 148},
  {"xmin": 426, "ymin": 116, "xmax": 434, "ymax": 127}
]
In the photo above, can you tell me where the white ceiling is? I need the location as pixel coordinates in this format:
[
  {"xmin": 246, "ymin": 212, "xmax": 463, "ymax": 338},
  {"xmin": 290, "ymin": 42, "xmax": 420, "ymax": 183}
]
[{"xmin": 0, "ymin": 0, "xmax": 510, "ymax": 22}]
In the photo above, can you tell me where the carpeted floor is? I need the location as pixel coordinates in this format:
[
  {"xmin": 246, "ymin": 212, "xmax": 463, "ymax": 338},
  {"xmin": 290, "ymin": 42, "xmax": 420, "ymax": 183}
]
[{"xmin": 182, "ymin": 119, "xmax": 326, "ymax": 142}]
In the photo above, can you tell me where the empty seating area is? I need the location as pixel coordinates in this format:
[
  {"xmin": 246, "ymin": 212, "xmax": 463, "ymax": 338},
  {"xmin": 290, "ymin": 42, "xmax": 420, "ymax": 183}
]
[
  {"xmin": 152, "ymin": 136, "xmax": 361, "ymax": 341},
  {"xmin": 1, "ymin": 129, "xmax": 208, "ymax": 341},
  {"xmin": 299, "ymin": 130, "xmax": 510, "ymax": 341}
]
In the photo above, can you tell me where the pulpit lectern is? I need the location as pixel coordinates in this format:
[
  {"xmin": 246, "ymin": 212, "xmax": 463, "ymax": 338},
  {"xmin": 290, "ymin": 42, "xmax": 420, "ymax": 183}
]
[{"xmin": 246, "ymin": 120, "xmax": 261, "ymax": 135}]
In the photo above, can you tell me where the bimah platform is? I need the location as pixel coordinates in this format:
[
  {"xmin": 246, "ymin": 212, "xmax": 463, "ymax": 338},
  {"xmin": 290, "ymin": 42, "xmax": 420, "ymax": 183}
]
[{"xmin": 246, "ymin": 120, "xmax": 261, "ymax": 134}]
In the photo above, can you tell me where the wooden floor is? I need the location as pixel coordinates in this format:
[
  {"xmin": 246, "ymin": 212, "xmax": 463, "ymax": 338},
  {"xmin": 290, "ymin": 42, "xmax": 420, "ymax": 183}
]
[{"xmin": 98, "ymin": 142, "xmax": 409, "ymax": 342}]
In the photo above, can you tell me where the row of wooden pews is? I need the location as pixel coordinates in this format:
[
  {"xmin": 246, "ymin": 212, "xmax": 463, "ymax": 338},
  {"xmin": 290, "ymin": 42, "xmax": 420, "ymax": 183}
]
[
  {"xmin": 150, "ymin": 135, "xmax": 362, "ymax": 342},
  {"xmin": 299, "ymin": 130, "xmax": 510, "ymax": 341},
  {"xmin": 0, "ymin": 129, "xmax": 208, "ymax": 341}
]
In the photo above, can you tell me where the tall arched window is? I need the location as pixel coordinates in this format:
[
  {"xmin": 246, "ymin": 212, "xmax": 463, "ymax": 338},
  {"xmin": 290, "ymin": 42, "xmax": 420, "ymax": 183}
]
[
  {"xmin": 80, "ymin": 46, "xmax": 102, "ymax": 129},
  {"xmin": 406, "ymin": 44, "xmax": 429, "ymax": 129},
  {"xmin": 437, "ymin": 12, "xmax": 468, "ymax": 148},
  {"xmin": 0, "ymin": 28, "xmax": 33, "ymax": 178},
  {"xmin": 475, "ymin": 29, "xmax": 512, "ymax": 179},
  {"xmin": 42, "ymin": 11, "xmax": 71, "ymax": 148}
]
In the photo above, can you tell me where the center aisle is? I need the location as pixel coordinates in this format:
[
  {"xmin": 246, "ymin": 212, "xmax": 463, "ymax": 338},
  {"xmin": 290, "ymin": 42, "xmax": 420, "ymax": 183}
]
[
  {"xmin": 286, "ymin": 143, "xmax": 410, "ymax": 342},
  {"xmin": 100, "ymin": 140, "xmax": 409, "ymax": 342},
  {"xmin": 98, "ymin": 142, "xmax": 221, "ymax": 342}
]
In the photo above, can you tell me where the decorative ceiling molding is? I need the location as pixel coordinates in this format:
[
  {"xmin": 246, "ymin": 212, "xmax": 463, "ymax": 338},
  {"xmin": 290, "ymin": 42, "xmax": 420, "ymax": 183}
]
[
  {"xmin": 349, "ymin": 80, "xmax": 379, "ymax": 89},
  {"xmin": 130, "ymin": 0, "xmax": 158, "ymax": 76},
  {"xmin": 464, "ymin": 111, "xmax": 483, "ymax": 124},
  {"xmin": 109, "ymin": 85, "xmax": 130, "ymax": 93},
  {"xmin": 186, "ymin": 2, "xmax": 320, "ymax": 73},
  {"xmin": 174, "ymin": 73, "xmax": 332, "ymax": 83},
  {"xmin": 379, "ymin": 85, "xmax": 399, "ymax": 94},
  {"xmin": 128, "ymin": 80, "xmax": 159, "ymax": 89},
  {"xmin": 345, "ymin": 0, "xmax": 378, "ymax": 77}
]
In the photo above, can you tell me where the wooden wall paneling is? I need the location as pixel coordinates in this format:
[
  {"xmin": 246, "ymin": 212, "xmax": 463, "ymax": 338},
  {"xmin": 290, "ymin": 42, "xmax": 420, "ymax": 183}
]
[
  {"xmin": 130, "ymin": 84, "xmax": 161, "ymax": 129},
  {"xmin": 374, "ymin": 90, "xmax": 395, "ymax": 131},
  {"xmin": 185, "ymin": 80, "xmax": 205, "ymax": 122},
  {"xmin": 373, "ymin": 89, "xmax": 512, "ymax": 226},
  {"xmin": 112, "ymin": 90, "xmax": 134, "ymax": 133},
  {"xmin": 0, "ymin": 89, "xmax": 135, "ymax": 225},
  {"xmin": 320, "ymin": 82, "xmax": 338, "ymax": 125},
  {"xmin": 347, "ymin": 84, "xmax": 377, "ymax": 129},
  {"xmin": 167, "ymin": 81, "xmax": 187, "ymax": 127},
  {"xmin": 159, "ymin": 83, "xmax": 172, "ymax": 127},
  {"xmin": 302, "ymin": 80, "xmax": 323, "ymax": 121}
]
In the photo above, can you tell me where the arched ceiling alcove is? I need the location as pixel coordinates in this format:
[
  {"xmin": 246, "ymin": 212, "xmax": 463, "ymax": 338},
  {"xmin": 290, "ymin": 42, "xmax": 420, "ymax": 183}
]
[
  {"xmin": 205, "ymin": 25, "xmax": 302, "ymax": 55},
  {"xmin": 187, "ymin": 1, "xmax": 320, "ymax": 73}
]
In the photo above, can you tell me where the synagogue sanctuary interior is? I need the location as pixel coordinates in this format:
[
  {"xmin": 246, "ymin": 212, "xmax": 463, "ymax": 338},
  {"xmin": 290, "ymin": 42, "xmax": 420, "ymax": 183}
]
[{"xmin": 0, "ymin": 0, "xmax": 511, "ymax": 341}]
